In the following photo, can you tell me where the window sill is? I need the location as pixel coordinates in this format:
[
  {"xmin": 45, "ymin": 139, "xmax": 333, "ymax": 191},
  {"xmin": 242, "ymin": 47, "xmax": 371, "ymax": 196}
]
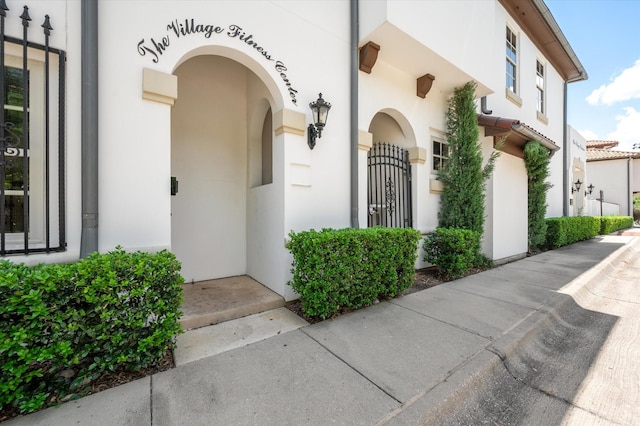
[
  {"xmin": 537, "ymin": 111, "xmax": 549, "ymax": 125},
  {"xmin": 430, "ymin": 178, "xmax": 444, "ymax": 194},
  {"xmin": 505, "ymin": 88, "xmax": 522, "ymax": 107}
]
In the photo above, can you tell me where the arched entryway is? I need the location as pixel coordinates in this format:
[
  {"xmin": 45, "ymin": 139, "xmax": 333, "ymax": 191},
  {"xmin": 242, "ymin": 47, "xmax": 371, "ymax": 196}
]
[
  {"xmin": 367, "ymin": 110, "xmax": 417, "ymax": 228},
  {"xmin": 171, "ymin": 55, "xmax": 274, "ymax": 284}
]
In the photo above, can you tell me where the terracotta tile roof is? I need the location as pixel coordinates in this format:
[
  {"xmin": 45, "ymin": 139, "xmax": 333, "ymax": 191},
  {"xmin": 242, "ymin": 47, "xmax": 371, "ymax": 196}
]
[
  {"xmin": 477, "ymin": 114, "xmax": 559, "ymax": 158},
  {"xmin": 587, "ymin": 140, "xmax": 619, "ymax": 149},
  {"xmin": 587, "ymin": 149, "xmax": 640, "ymax": 161}
]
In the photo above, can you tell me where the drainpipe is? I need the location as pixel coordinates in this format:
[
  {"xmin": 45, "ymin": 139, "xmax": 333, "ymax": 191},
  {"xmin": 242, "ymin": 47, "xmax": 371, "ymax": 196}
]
[
  {"xmin": 563, "ymin": 81, "xmax": 568, "ymax": 216},
  {"xmin": 480, "ymin": 96, "xmax": 492, "ymax": 115},
  {"xmin": 628, "ymin": 156, "xmax": 632, "ymax": 216},
  {"xmin": 80, "ymin": 0, "xmax": 98, "ymax": 257},
  {"xmin": 350, "ymin": 0, "xmax": 359, "ymax": 228}
]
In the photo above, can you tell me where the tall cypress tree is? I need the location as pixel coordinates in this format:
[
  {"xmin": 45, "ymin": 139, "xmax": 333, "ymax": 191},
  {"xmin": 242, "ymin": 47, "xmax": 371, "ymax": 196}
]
[
  {"xmin": 524, "ymin": 140, "xmax": 551, "ymax": 251},
  {"xmin": 438, "ymin": 81, "xmax": 500, "ymax": 236}
]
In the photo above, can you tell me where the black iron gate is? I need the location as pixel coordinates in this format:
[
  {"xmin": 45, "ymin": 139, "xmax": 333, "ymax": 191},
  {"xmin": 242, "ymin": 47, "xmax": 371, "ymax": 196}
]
[
  {"xmin": 0, "ymin": 4, "xmax": 66, "ymax": 255},
  {"xmin": 367, "ymin": 143, "xmax": 412, "ymax": 228}
]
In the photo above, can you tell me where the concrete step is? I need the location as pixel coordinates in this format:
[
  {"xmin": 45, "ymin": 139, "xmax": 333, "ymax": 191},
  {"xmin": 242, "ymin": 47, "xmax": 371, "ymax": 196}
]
[
  {"xmin": 174, "ymin": 307, "xmax": 309, "ymax": 366},
  {"xmin": 179, "ymin": 275, "xmax": 285, "ymax": 330}
]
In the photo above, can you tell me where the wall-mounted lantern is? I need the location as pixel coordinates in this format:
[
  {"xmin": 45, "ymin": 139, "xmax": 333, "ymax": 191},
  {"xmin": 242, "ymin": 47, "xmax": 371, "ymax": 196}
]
[
  {"xmin": 308, "ymin": 93, "xmax": 331, "ymax": 150},
  {"xmin": 571, "ymin": 179, "xmax": 582, "ymax": 194},
  {"xmin": 585, "ymin": 183, "xmax": 594, "ymax": 197}
]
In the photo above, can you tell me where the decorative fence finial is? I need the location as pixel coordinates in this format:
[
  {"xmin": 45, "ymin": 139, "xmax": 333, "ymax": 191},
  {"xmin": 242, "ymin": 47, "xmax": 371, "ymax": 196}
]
[
  {"xmin": 20, "ymin": 5, "xmax": 30, "ymax": 27},
  {"xmin": 0, "ymin": 0, "xmax": 8, "ymax": 18},
  {"xmin": 42, "ymin": 15, "xmax": 52, "ymax": 35}
]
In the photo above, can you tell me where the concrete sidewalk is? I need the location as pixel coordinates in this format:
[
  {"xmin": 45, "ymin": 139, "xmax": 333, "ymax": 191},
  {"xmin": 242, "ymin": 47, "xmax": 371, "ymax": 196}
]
[{"xmin": 5, "ymin": 235, "xmax": 638, "ymax": 426}]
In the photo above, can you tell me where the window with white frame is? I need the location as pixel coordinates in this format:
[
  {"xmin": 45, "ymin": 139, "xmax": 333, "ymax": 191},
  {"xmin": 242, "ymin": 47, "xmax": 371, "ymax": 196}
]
[
  {"xmin": 432, "ymin": 139, "xmax": 448, "ymax": 172},
  {"xmin": 506, "ymin": 26, "xmax": 517, "ymax": 93},
  {"xmin": 536, "ymin": 60, "xmax": 545, "ymax": 114}
]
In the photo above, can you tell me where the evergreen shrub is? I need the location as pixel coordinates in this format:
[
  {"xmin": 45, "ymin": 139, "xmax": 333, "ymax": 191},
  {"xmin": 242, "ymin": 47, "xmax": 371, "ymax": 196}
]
[
  {"xmin": 545, "ymin": 216, "xmax": 600, "ymax": 248},
  {"xmin": 287, "ymin": 227, "xmax": 420, "ymax": 319},
  {"xmin": 524, "ymin": 141, "xmax": 551, "ymax": 252},
  {"xmin": 422, "ymin": 227, "xmax": 482, "ymax": 279},
  {"xmin": 598, "ymin": 216, "xmax": 633, "ymax": 234},
  {"xmin": 0, "ymin": 248, "xmax": 184, "ymax": 414}
]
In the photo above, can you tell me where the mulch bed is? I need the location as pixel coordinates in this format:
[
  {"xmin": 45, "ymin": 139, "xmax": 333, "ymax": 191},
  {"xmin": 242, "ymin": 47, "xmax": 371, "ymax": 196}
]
[{"xmin": 0, "ymin": 351, "xmax": 174, "ymax": 423}]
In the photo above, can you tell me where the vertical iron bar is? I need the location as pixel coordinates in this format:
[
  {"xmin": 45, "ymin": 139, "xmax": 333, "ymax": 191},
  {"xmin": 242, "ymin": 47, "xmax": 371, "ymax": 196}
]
[
  {"xmin": 367, "ymin": 148, "xmax": 372, "ymax": 227},
  {"xmin": 0, "ymin": 0, "xmax": 7, "ymax": 255},
  {"xmin": 374, "ymin": 144, "xmax": 380, "ymax": 226},
  {"xmin": 396, "ymin": 146, "xmax": 401, "ymax": 227},
  {"xmin": 43, "ymin": 15, "xmax": 52, "ymax": 251},
  {"xmin": 372, "ymin": 144, "xmax": 377, "ymax": 226},
  {"xmin": 21, "ymin": 6, "xmax": 31, "ymax": 254},
  {"xmin": 380, "ymin": 143, "xmax": 388, "ymax": 226},
  {"xmin": 58, "ymin": 51, "xmax": 65, "ymax": 249},
  {"xmin": 407, "ymin": 149, "xmax": 413, "ymax": 227}
]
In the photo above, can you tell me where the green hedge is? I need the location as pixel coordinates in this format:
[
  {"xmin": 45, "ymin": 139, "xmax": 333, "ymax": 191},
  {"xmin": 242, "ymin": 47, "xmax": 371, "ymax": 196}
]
[
  {"xmin": 545, "ymin": 216, "xmax": 600, "ymax": 248},
  {"xmin": 287, "ymin": 227, "xmax": 421, "ymax": 319},
  {"xmin": 599, "ymin": 216, "xmax": 634, "ymax": 235},
  {"xmin": 0, "ymin": 248, "xmax": 184, "ymax": 414},
  {"xmin": 423, "ymin": 227, "xmax": 483, "ymax": 279}
]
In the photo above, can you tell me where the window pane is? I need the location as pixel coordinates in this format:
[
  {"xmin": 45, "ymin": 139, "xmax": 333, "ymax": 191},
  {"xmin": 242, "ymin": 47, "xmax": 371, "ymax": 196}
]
[
  {"xmin": 433, "ymin": 141, "xmax": 440, "ymax": 156},
  {"xmin": 4, "ymin": 108, "xmax": 24, "ymax": 147},
  {"xmin": 3, "ymin": 194, "xmax": 24, "ymax": 232},
  {"xmin": 3, "ymin": 156, "xmax": 24, "ymax": 190},
  {"xmin": 4, "ymin": 67, "xmax": 24, "ymax": 107}
]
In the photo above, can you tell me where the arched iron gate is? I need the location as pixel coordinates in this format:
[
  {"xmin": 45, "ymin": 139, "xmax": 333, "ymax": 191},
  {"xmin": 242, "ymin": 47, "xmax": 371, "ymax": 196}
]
[{"xmin": 367, "ymin": 143, "xmax": 412, "ymax": 228}]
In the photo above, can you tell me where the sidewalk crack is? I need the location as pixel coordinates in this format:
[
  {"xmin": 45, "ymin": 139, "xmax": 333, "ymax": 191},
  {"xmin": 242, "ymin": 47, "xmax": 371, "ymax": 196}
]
[{"xmin": 300, "ymin": 328, "xmax": 402, "ymax": 405}]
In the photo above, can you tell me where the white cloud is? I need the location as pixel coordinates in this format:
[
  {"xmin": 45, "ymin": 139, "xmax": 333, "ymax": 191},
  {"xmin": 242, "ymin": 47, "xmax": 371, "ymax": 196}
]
[
  {"xmin": 578, "ymin": 129, "xmax": 599, "ymax": 141},
  {"xmin": 586, "ymin": 59, "xmax": 640, "ymax": 105},
  {"xmin": 606, "ymin": 107, "xmax": 640, "ymax": 151}
]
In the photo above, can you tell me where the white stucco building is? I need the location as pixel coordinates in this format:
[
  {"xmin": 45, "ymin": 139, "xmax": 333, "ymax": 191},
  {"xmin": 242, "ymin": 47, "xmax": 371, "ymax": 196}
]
[
  {"xmin": 586, "ymin": 140, "xmax": 640, "ymax": 217},
  {"xmin": 1, "ymin": 0, "xmax": 586, "ymax": 300}
]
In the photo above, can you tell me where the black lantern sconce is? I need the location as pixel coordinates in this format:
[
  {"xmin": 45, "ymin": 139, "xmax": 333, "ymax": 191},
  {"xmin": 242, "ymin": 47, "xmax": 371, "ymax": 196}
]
[
  {"xmin": 571, "ymin": 179, "xmax": 582, "ymax": 194},
  {"xmin": 307, "ymin": 93, "xmax": 331, "ymax": 150},
  {"xmin": 585, "ymin": 183, "xmax": 595, "ymax": 197}
]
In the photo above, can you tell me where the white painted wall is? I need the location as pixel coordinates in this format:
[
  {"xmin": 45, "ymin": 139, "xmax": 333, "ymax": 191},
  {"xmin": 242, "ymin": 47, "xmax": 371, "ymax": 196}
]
[
  {"xmin": 8, "ymin": 0, "xmax": 581, "ymax": 296},
  {"xmin": 588, "ymin": 158, "xmax": 634, "ymax": 217},
  {"xmin": 567, "ymin": 127, "xmax": 588, "ymax": 216}
]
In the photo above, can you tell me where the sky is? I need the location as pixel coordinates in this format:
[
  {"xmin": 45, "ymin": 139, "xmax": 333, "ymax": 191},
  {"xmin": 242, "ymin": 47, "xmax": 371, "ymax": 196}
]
[{"xmin": 545, "ymin": 0, "xmax": 640, "ymax": 151}]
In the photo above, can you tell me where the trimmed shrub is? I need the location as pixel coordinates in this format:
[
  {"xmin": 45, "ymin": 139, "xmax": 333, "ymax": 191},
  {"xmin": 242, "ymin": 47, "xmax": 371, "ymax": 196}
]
[
  {"xmin": 545, "ymin": 216, "xmax": 600, "ymax": 248},
  {"xmin": 423, "ymin": 227, "xmax": 482, "ymax": 279},
  {"xmin": 0, "ymin": 248, "xmax": 184, "ymax": 414},
  {"xmin": 599, "ymin": 216, "xmax": 634, "ymax": 234},
  {"xmin": 287, "ymin": 227, "xmax": 421, "ymax": 320}
]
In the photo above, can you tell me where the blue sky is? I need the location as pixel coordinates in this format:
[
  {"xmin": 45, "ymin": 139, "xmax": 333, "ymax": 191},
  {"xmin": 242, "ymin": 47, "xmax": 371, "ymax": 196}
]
[{"xmin": 546, "ymin": 0, "xmax": 640, "ymax": 151}]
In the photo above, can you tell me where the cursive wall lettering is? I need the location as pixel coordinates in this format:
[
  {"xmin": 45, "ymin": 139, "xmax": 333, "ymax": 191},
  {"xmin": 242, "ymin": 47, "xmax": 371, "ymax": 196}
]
[{"xmin": 137, "ymin": 19, "xmax": 298, "ymax": 105}]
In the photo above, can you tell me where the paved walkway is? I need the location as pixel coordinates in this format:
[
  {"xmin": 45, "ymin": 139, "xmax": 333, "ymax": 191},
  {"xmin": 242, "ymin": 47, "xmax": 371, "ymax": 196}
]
[{"xmin": 5, "ymin": 234, "xmax": 639, "ymax": 425}]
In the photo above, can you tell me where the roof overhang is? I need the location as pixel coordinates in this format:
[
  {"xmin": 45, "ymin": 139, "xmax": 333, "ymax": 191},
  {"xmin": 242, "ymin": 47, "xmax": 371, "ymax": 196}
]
[
  {"xmin": 499, "ymin": 0, "xmax": 587, "ymax": 82},
  {"xmin": 478, "ymin": 114, "xmax": 560, "ymax": 158}
]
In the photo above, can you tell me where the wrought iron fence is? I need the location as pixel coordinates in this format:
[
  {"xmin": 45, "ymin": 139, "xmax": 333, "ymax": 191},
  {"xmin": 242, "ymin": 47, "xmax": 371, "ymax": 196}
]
[
  {"xmin": 367, "ymin": 143, "xmax": 412, "ymax": 228},
  {"xmin": 0, "ymin": 2, "xmax": 66, "ymax": 255}
]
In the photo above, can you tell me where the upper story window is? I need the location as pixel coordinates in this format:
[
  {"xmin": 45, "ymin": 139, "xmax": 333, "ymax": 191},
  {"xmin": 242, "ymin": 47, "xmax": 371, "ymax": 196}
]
[
  {"xmin": 536, "ymin": 60, "xmax": 545, "ymax": 114},
  {"xmin": 506, "ymin": 27, "xmax": 517, "ymax": 93},
  {"xmin": 432, "ymin": 139, "xmax": 448, "ymax": 172}
]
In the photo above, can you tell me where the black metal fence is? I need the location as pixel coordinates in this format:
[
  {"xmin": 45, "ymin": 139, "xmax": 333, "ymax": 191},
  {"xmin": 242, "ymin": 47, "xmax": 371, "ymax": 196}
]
[
  {"xmin": 0, "ymin": 2, "xmax": 66, "ymax": 255},
  {"xmin": 367, "ymin": 143, "xmax": 412, "ymax": 228}
]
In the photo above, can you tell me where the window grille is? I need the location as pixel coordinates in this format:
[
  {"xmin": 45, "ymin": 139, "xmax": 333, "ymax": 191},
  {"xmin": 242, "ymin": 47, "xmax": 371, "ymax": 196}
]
[{"xmin": 0, "ymin": 4, "xmax": 66, "ymax": 255}]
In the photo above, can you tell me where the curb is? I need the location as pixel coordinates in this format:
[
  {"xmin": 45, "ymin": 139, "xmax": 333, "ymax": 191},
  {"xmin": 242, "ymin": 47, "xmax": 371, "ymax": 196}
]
[{"xmin": 379, "ymin": 236, "xmax": 638, "ymax": 425}]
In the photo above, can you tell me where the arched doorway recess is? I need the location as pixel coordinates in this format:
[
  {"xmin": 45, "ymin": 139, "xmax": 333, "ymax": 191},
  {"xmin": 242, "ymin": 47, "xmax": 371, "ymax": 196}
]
[{"xmin": 171, "ymin": 54, "xmax": 275, "ymax": 283}]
